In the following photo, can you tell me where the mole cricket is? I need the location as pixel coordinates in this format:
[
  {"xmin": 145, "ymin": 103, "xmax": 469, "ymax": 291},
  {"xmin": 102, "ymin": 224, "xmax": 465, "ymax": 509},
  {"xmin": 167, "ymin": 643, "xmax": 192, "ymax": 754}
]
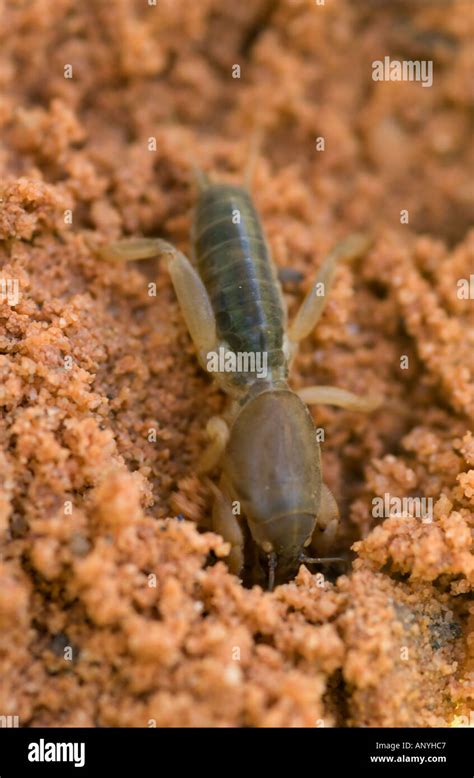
[{"xmin": 99, "ymin": 170, "xmax": 381, "ymax": 589}]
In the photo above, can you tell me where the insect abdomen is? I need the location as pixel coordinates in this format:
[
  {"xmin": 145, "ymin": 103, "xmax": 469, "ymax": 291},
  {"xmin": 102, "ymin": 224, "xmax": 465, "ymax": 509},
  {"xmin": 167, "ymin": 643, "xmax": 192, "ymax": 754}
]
[{"xmin": 193, "ymin": 184, "xmax": 286, "ymax": 384}]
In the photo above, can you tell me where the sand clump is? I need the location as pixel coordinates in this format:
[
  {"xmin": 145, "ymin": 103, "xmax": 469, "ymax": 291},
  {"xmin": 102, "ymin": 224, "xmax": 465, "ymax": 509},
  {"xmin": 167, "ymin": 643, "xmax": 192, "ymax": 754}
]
[{"xmin": 0, "ymin": 1, "xmax": 472, "ymax": 726}]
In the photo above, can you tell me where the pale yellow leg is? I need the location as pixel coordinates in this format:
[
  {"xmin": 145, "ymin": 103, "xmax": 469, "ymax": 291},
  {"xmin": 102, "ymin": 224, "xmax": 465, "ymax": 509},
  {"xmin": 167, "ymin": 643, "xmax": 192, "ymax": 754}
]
[
  {"xmin": 98, "ymin": 237, "xmax": 217, "ymax": 362},
  {"xmin": 196, "ymin": 417, "xmax": 229, "ymax": 475},
  {"xmin": 209, "ymin": 480, "xmax": 244, "ymax": 576},
  {"xmin": 98, "ymin": 237, "xmax": 172, "ymax": 262},
  {"xmin": 288, "ymin": 234, "xmax": 372, "ymax": 343},
  {"xmin": 297, "ymin": 385, "xmax": 382, "ymax": 413},
  {"xmin": 318, "ymin": 482, "xmax": 340, "ymax": 529},
  {"xmin": 306, "ymin": 483, "xmax": 341, "ymax": 559},
  {"xmin": 166, "ymin": 247, "xmax": 217, "ymax": 361}
]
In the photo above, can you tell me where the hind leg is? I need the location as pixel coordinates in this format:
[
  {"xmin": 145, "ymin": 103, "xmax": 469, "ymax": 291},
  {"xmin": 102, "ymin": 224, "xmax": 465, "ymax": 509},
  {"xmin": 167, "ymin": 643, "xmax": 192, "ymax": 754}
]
[
  {"xmin": 98, "ymin": 238, "xmax": 218, "ymax": 364},
  {"xmin": 289, "ymin": 236, "xmax": 382, "ymax": 412},
  {"xmin": 288, "ymin": 234, "xmax": 371, "ymax": 343}
]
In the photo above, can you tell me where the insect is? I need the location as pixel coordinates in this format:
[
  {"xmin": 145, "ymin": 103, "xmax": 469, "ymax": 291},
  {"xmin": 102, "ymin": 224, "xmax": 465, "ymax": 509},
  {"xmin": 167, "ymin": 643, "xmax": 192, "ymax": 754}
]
[{"xmin": 99, "ymin": 170, "xmax": 381, "ymax": 589}]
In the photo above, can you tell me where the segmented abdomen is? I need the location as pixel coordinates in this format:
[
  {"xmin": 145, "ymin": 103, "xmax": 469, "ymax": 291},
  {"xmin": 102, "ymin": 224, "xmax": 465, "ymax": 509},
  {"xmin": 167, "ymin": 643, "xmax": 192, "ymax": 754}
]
[{"xmin": 193, "ymin": 183, "xmax": 286, "ymax": 385}]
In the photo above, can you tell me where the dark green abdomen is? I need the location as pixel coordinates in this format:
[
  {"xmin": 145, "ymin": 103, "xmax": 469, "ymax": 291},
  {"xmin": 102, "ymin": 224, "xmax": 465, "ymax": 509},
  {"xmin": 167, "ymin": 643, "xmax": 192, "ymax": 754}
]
[{"xmin": 193, "ymin": 184, "xmax": 286, "ymax": 383}]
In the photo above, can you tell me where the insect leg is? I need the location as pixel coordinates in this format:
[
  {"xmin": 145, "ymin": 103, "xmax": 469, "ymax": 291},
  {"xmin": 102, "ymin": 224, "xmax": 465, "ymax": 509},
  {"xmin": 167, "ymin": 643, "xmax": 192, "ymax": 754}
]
[
  {"xmin": 196, "ymin": 416, "xmax": 230, "ymax": 475},
  {"xmin": 98, "ymin": 237, "xmax": 172, "ymax": 262},
  {"xmin": 297, "ymin": 385, "xmax": 382, "ymax": 412},
  {"xmin": 209, "ymin": 478, "xmax": 244, "ymax": 576},
  {"xmin": 288, "ymin": 234, "xmax": 371, "ymax": 343},
  {"xmin": 317, "ymin": 482, "xmax": 339, "ymax": 529},
  {"xmin": 99, "ymin": 237, "xmax": 218, "ymax": 361},
  {"xmin": 308, "ymin": 482, "xmax": 340, "ymax": 556},
  {"xmin": 166, "ymin": 246, "xmax": 218, "ymax": 360}
]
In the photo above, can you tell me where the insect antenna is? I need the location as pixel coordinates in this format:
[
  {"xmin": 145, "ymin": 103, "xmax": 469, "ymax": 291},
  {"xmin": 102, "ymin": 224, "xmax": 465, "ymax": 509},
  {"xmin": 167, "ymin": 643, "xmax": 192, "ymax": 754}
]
[{"xmin": 300, "ymin": 555, "xmax": 345, "ymax": 566}]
